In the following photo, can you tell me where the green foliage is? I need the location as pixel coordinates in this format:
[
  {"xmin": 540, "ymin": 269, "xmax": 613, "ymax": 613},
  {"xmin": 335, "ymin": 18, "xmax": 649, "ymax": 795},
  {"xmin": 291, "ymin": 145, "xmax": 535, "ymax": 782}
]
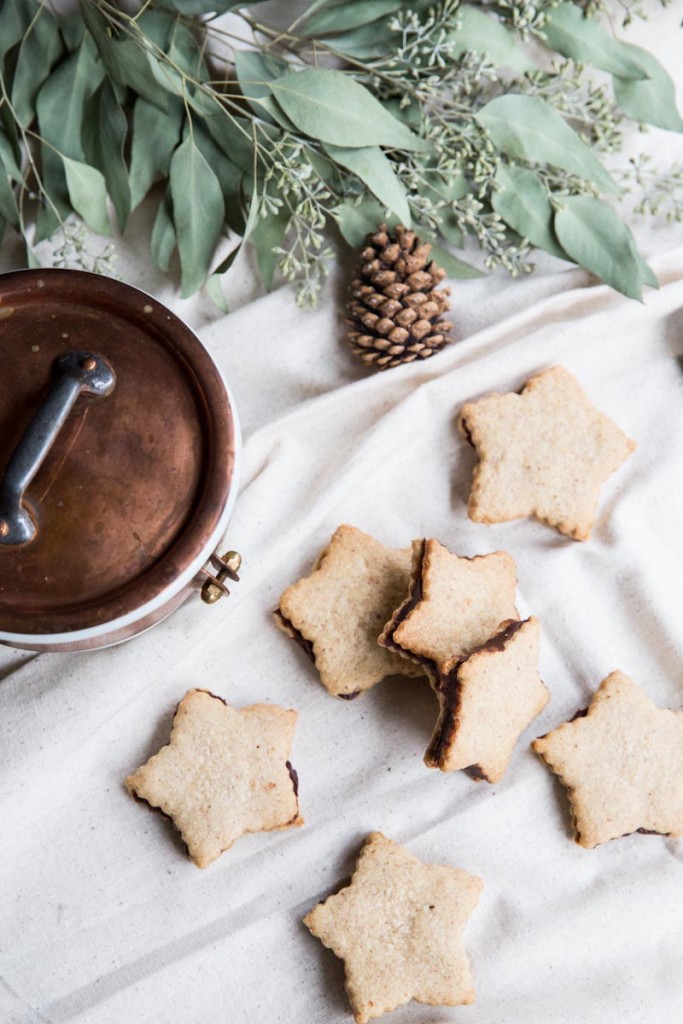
[
  {"xmin": 491, "ymin": 165, "xmax": 568, "ymax": 261},
  {"xmin": 0, "ymin": 0, "xmax": 678, "ymax": 306},
  {"xmin": 270, "ymin": 69, "xmax": 427, "ymax": 150},
  {"xmin": 475, "ymin": 94, "xmax": 618, "ymax": 193},
  {"xmin": 553, "ymin": 195, "xmax": 648, "ymax": 299}
]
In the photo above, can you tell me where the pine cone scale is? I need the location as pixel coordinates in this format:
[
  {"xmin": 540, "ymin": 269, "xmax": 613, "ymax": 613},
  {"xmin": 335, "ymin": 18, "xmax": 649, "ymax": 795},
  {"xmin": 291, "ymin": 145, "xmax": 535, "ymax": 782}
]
[{"xmin": 346, "ymin": 223, "xmax": 454, "ymax": 371}]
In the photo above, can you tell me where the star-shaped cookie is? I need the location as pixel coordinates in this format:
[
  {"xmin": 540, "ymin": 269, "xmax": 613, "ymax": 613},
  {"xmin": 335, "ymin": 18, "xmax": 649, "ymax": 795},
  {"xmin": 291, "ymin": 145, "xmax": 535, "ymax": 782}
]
[
  {"xmin": 426, "ymin": 617, "xmax": 549, "ymax": 781},
  {"xmin": 379, "ymin": 538, "xmax": 518, "ymax": 669},
  {"xmin": 126, "ymin": 689, "xmax": 302, "ymax": 868},
  {"xmin": 304, "ymin": 832, "xmax": 483, "ymax": 1023},
  {"xmin": 458, "ymin": 366, "xmax": 636, "ymax": 540},
  {"xmin": 275, "ymin": 525, "xmax": 423, "ymax": 698},
  {"xmin": 533, "ymin": 672, "xmax": 683, "ymax": 848}
]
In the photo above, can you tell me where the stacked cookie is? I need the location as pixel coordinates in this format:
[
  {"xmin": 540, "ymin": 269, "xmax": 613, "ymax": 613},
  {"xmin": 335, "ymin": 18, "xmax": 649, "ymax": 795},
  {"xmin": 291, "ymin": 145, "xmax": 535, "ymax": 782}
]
[{"xmin": 277, "ymin": 526, "xmax": 549, "ymax": 785}]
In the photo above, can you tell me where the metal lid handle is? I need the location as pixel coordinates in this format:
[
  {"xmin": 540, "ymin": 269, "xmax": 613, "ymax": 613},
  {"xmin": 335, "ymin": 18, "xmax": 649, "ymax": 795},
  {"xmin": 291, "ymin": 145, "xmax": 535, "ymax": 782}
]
[{"xmin": 0, "ymin": 351, "xmax": 115, "ymax": 546}]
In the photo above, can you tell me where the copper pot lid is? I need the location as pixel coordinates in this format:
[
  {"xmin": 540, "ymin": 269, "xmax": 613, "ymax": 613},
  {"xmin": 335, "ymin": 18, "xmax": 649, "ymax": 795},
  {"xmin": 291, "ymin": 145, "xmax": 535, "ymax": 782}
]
[{"xmin": 0, "ymin": 269, "xmax": 238, "ymax": 637}]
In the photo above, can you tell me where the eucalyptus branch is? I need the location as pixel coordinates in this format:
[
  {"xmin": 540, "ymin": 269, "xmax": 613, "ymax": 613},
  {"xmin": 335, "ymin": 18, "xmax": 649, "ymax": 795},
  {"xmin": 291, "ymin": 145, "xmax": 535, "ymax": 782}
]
[{"xmin": 0, "ymin": 0, "xmax": 678, "ymax": 307}]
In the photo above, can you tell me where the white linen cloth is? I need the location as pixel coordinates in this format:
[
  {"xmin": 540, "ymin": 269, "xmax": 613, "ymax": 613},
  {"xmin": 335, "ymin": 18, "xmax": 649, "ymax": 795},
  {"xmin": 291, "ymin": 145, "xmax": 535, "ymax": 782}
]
[{"xmin": 2, "ymin": 10, "xmax": 683, "ymax": 1022}]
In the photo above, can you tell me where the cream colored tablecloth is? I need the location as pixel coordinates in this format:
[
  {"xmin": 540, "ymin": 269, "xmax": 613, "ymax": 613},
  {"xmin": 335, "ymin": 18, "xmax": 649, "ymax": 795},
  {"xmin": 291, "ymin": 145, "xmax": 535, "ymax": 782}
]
[{"xmin": 2, "ymin": 9, "xmax": 683, "ymax": 1023}]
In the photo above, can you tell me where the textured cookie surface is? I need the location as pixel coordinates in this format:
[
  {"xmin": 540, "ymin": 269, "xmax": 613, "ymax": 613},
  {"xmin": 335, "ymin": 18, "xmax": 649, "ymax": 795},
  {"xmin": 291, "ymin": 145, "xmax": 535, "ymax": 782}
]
[
  {"xmin": 459, "ymin": 365, "xmax": 636, "ymax": 540},
  {"xmin": 126, "ymin": 690, "xmax": 301, "ymax": 868},
  {"xmin": 304, "ymin": 832, "xmax": 483, "ymax": 1024},
  {"xmin": 533, "ymin": 672, "xmax": 683, "ymax": 848},
  {"xmin": 426, "ymin": 617, "xmax": 549, "ymax": 782},
  {"xmin": 276, "ymin": 525, "xmax": 423, "ymax": 697},
  {"xmin": 380, "ymin": 538, "xmax": 518, "ymax": 668}
]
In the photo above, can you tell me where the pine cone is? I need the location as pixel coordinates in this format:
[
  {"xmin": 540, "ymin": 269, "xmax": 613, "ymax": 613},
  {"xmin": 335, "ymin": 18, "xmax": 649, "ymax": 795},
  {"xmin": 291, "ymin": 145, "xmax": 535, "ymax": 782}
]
[{"xmin": 346, "ymin": 224, "xmax": 452, "ymax": 370}]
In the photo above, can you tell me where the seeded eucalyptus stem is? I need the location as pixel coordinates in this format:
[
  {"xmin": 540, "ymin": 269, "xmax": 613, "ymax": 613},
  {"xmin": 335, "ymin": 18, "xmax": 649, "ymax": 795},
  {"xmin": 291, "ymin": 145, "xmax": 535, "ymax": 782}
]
[{"xmin": 0, "ymin": 0, "xmax": 679, "ymax": 307}]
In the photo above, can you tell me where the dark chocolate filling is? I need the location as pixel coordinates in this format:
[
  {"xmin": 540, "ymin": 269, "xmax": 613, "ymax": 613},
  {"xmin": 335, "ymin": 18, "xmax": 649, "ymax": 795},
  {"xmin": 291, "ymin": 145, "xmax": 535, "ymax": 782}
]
[
  {"xmin": 286, "ymin": 760, "xmax": 299, "ymax": 797},
  {"xmin": 425, "ymin": 659, "xmax": 463, "ymax": 769},
  {"xmin": 425, "ymin": 619, "xmax": 525, "ymax": 774},
  {"xmin": 274, "ymin": 609, "xmax": 315, "ymax": 662},
  {"xmin": 381, "ymin": 539, "xmax": 426, "ymax": 655},
  {"xmin": 613, "ymin": 828, "xmax": 668, "ymax": 839},
  {"xmin": 469, "ymin": 618, "xmax": 524, "ymax": 655},
  {"xmin": 459, "ymin": 416, "xmax": 475, "ymax": 447},
  {"xmin": 338, "ymin": 690, "xmax": 361, "ymax": 701},
  {"xmin": 570, "ymin": 708, "xmax": 589, "ymax": 722}
]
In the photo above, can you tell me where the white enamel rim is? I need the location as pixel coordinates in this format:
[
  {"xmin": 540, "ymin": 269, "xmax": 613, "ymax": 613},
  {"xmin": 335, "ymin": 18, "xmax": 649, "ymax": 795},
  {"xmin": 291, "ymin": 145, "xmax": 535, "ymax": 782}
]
[{"xmin": 0, "ymin": 319, "xmax": 242, "ymax": 649}]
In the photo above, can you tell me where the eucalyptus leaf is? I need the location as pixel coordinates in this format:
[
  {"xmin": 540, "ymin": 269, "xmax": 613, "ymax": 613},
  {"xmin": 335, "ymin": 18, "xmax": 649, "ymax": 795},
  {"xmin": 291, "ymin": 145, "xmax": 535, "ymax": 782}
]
[
  {"xmin": 129, "ymin": 96, "xmax": 184, "ymax": 210},
  {"xmin": 136, "ymin": 11, "xmax": 175, "ymax": 50},
  {"xmin": 323, "ymin": 143, "xmax": 411, "ymax": 224},
  {"xmin": 296, "ymin": 0, "xmax": 331, "ymax": 17},
  {"xmin": 302, "ymin": 0, "xmax": 403, "ymax": 36},
  {"xmin": 168, "ymin": 22, "xmax": 207, "ymax": 78},
  {"xmin": 234, "ymin": 51, "xmax": 295, "ymax": 129},
  {"xmin": 427, "ymin": 242, "xmax": 484, "ymax": 280},
  {"xmin": 628, "ymin": 239, "xmax": 659, "ymax": 290},
  {"xmin": 208, "ymin": 247, "xmax": 241, "ymax": 312},
  {"xmin": 205, "ymin": 272, "xmax": 230, "ymax": 313},
  {"xmin": 60, "ymin": 13, "xmax": 86, "ymax": 50},
  {"xmin": 155, "ymin": 0, "xmax": 245, "ymax": 13},
  {"xmin": 36, "ymin": 36, "xmax": 104, "ymax": 161},
  {"xmin": 0, "ymin": 107, "xmax": 20, "ymax": 169},
  {"xmin": 613, "ymin": 44, "xmax": 683, "ymax": 132},
  {"xmin": 308, "ymin": 149, "xmax": 337, "ymax": 182},
  {"xmin": 205, "ymin": 114, "xmax": 258, "ymax": 174},
  {"xmin": 0, "ymin": 164, "xmax": 19, "ymax": 227},
  {"xmin": 451, "ymin": 6, "xmax": 536, "ymax": 73},
  {"xmin": 438, "ymin": 215, "xmax": 464, "ymax": 250},
  {"xmin": 554, "ymin": 195, "xmax": 645, "ymax": 300},
  {"xmin": 0, "ymin": 215, "xmax": 6, "ymax": 245},
  {"xmin": 321, "ymin": 24, "xmax": 386, "ymax": 59},
  {"xmin": 151, "ymin": 189, "xmax": 176, "ymax": 272},
  {"xmin": 170, "ymin": 135, "xmax": 225, "ymax": 297},
  {"xmin": 542, "ymin": 3, "xmax": 648, "ymax": 80},
  {"xmin": 234, "ymin": 50, "xmax": 288, "ymax": 97},
  {"xmin": 192, "ymin": 123, "xmax": 242, "ymax": 206},
  {"xmin": 149, "ymin": 27, "xmax": 212, "ymax": 118},
  {"xmin": 492, "ymin": 164, "xmax": 569, "ymax": 261},
  {"xmin": 270, "ymin": 70, "xmax": 427, "ymax": 150},
  {"xmin": 34, "ymin": 150, "xmax": 70, "ymax": 243},
  {"xmin": 0, "ymin": 0, "xmax": 30, "ymax": 64},
  {"xmin": 0, "ymin": 130, "xmax": 22, "ymax": 182},
  {"xmin": 147, "ymin": 51, "xmax": 185, "ymax": 99},
  {"xmin": 422, "ymin": 168, "xmax": 469, "ymax": 203},
  {"xmin": 87, "ymin": 81, "xmax": 131, "ymax": 231},
  {"xmin": 79, "ymin": 3, "xmax": 168, "ymax": 111},
  {"xmin": 62, "ymin": 155, "xmax": 111, "ymax": 236},
  {"xmin": 34, "ymin": 35, "xmax": 103, "ymax": 239},
  {"xmin": 11, "ymin": 7, "xmax": 63, "ymax": 128},
  {"xmin": 212, "ymin": 246, "xmax": 242, "ymax": 278},
  {"xmin": 242, "ymin": 180, "xmax": 261, "ymax": 241},
  {"xmin": 382, "ymin": 97, "xmax": 421, "ymax": 129},
  {"xmin": 476, "ymin": 94, "xmax": 617, "ymax": 194},
  {"xmin": 25, "ymin": 242, "xmax": 41, "ymax": 268},
  {"xmin": 334, "ymin": 196, "xmax": 390, "ymax": 247},
  {"xmin": 250, "ymin": 207, "xmax": 290, "ymax": 290}
]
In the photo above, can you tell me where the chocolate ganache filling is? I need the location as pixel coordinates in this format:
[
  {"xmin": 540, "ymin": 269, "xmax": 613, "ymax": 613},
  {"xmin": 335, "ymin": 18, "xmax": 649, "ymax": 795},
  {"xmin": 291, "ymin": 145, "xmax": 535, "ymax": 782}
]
[
  {"xmin": 274, "ymin": 609, "xmax": 315, "ymax": 662},
  {"xmin": 383, "ymin": 539, "xmax": 426, "ymax": 655},
  {"xmin": 426, "ymin": 618, "xmax": 525, "ymax": 774},
  {"xmin": 286, "ymin": 760, "xmax": 299, "ymax": 797}
]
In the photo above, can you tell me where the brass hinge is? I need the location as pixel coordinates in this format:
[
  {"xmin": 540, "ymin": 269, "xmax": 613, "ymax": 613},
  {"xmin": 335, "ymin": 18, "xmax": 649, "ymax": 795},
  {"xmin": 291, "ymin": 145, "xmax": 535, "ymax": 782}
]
[{"xmin": 200, "ymin": 550, "xmax": 242, "ymax": 605}]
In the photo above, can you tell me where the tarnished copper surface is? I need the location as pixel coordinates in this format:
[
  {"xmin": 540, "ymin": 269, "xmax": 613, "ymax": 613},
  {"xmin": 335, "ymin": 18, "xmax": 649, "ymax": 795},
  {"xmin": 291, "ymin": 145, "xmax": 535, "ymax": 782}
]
[{"xmin": 0, "ymin": 269, "xmax": 237, "ymax": 636}]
